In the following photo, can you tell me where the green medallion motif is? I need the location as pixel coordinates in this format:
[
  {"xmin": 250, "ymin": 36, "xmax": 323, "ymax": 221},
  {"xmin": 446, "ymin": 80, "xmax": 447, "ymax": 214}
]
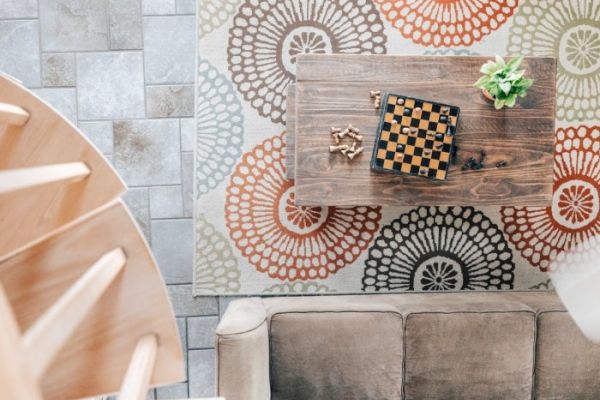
[
  {"xmin": 194, "ymin": 214, "xmax": 241, "ymax": 294},
  {"xmin": 507, "ymin": 0, "xmax": 600, "ymax": 121}
]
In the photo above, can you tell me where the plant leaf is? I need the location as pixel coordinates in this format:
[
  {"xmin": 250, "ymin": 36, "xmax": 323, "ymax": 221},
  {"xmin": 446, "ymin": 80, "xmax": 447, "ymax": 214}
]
[
  {"xmin": 499, "ymin": 81, "xmax": 511, "ymax": 95},
  {"xmin": 506, "ymin": 55, "xmax": 524, "ymax": 70},
  {"xmin": 494, "ymin": 98, "xmax": 506, "ymax": 109},
  {"xmin": 495, "ymin": 55, "xmax": 505, "ymax": 67},
  {"xmin": 505, "ymin": 95, "xmax": 517, "ymax": 107}
]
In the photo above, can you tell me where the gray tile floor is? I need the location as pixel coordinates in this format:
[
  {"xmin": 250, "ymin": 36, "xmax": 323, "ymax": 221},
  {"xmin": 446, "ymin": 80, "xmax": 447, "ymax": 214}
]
[{"xmin": 0, "ymin": 0, "xmax": 225, "ymax": 397}]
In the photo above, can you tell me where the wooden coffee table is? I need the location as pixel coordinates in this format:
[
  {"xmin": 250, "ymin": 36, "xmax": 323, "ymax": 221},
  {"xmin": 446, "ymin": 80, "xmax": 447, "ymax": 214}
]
[{"xmin": 287, "ymin": 54, "xmax": 556, "ymax": 207}]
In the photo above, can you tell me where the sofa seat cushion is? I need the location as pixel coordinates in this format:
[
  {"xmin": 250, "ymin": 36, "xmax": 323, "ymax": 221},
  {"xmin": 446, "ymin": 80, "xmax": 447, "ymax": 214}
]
[
  {"xmin": 536, "ymin": 311, "xmax": 600, "ymax": 399},
  {"xmin": 269, "ymin": 310, "xmax": 403, "ymax": 400},
  {"xmin": 404, "ymin": 311, "xmax": 535, "ymax": 400}
]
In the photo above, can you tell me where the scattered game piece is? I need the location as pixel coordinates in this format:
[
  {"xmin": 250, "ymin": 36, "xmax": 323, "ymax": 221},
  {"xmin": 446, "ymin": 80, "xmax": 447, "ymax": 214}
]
[
  {"xmin": 330, "ymin": 127, "xmax": 341, "ymax": 134},
  {"xmin": 369, "ymin": 90, "xmax": 381, "ymax": 98},
  {"xmin": 371, "ymin": 93, "xmax": 460, "ymax": 180},
  {"xmin": 332, "ymin": 132, "xmax": 340, "ymax": 144},
  {"xmin": 348, "ymin": 147, "xmax": 363, "ymax": 160},
  {"xmin": 348, "ymin": 141, "xmax": 357, "ymax": 154},
  {"xmin": 339, "ymin": 128, "xmax": 349, "ymax": 139},
  {"xmin": 348, "ymin": 124, "xmax": 358, "ymax": 133},
  {"xmin": 496, "ymin": 160, "xmax": 508, "ymax": 168},
  {"xmin": 462, "ymin": 157, "xmax": 477, "ymax": 170},
  {"xmin": 461, "ymin": 150, "xmax": 485, "ymax": 170},
  {"xmin": 330, "ymin": 144, "xmax": 348, "ymax": 153}
]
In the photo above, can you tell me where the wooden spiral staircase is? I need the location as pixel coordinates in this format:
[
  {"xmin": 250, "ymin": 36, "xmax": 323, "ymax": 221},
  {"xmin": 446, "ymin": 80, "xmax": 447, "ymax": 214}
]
[{"xmin": 0, "ymin": 73, "xmax": 185, "ymax": 399}]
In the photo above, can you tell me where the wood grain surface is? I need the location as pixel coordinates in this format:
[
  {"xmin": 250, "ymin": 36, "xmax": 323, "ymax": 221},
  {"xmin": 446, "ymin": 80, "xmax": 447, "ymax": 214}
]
[
  {"xmin": 293, "ymin": 54, "xmax": 556, "ymax": 206},
  {"xmin": 285, "ymin": 84, "xmax": 296, "ymax": 179}
]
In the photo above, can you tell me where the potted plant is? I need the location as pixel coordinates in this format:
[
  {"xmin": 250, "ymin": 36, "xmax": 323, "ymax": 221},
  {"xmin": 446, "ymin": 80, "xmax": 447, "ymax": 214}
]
[{"xmin": 474, "ymin": 55, "xmax": 534, "ymax": 109}]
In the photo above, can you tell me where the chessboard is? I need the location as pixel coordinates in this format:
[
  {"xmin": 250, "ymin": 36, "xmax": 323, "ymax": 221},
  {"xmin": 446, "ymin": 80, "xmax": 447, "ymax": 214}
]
[{"xmin": 370, "ymin": 93, "xmax": 460, "ymax": 181}]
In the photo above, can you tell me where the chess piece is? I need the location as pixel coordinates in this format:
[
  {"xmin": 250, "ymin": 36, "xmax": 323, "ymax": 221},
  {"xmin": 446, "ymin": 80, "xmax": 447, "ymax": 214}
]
[
  {"xmin": 330, "ymin": 127, "xmax": 341, "ymax": 134},
  {"xmin": 348, "ymin": 124, "xmax": 359, "ymax": 133},
  {"xmin": 403, "ymin": 108, "xmax": 411, "ymax": 116},
  {"xmin": 397, "ymin": 98, "xmax": 405, "ymax": 105},
  {"xmin": 435, "ymin": 133, "xmax": 444, "ymax": 140},
  {"xmin": 339, "ymin": 128, "xmax": 350, "ymax": 139},
  {"xmin": 396, "ymin": 144, "xmax": 404, "ymax": 151},
  {"xmin": 419, "ymin": 169, "xmax": 427, "ymax": 175},
  {"xmin": 424, "ymin": 150, "xmax": 432, "ymax": 156},
  {"xmin": 413, "ymin": 107, "xmax": 422, "ymax": 115},
  {"xmin": 332, "ymin": 132, "xmax": 340, "ymax": 144},
  {"xmin": 439, "ymin": 115, "xmax": 448, "ymax": 123},
  {"xmin": 410, "ymin": 127, "xmax": 418, "ymax": 133},
  {"xmin": 402, "ymin": 127, "xmax": 410, "ymax": 134},
  {"xmin": 329, "ymin": 144, "xmax": 349, "ymax": 153},
  {"xmin": 496, "ymin": 160, "xmax": 507, "ymax": 168},
  {"xmin": 369, "ymin": 90, "xmax": 381, "ymax": 98},
  {"xmin": 394, "ymin": 153, "xmax": 404, "ymax": 162},
  {"xmin": 348, "ymin": 147, "xmax": 363, "ymax": 160},
  {"xmin": 441, "ymin": 106, "xmax": 450, "ymax": 114}
]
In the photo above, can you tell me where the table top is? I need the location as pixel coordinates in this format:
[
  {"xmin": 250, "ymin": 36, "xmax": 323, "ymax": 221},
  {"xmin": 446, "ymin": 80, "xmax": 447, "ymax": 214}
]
[{"xmin": 291, "ymin": 54, "xmax": 556, "ymax": 207}]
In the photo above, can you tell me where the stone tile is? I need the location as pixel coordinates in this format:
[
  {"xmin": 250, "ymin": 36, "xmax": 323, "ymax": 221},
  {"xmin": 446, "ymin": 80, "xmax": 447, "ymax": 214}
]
[
  {"xmin": 77, "ymin": 51, "xmax": 145, "ymax": 120},
  {"xmin": 113, "ymin": 119, "xmax": 181, "ymax": 186},
  {"xmin": 181, "ymin": 152, "xmax": 193, "ymax": 218},
  {"xmin": 188, "ymin": 316, "xmax": 218, "ymax": 349},
  {"xmin": 143, "ymin": 16, "xmax": 195, "ymax": 84},
  {"xmin": 167, "ymin": 284, "xmax": 218, "ymax": 316},
  {"xmin": 142, "ymin": 0, "xmax": 175, "ymax": 15},
  {"xmin": 109, "ymin": 0, "xmax": 143, "ymax": 50},
  {"xmin": 189, "ymin": 349, "xmax": 216, "ymax": 398},
  {"xmin": 78, "ymin": 121, "xmax": 113, "ymax": 154},
  {"xmin": 218, "ymin": 296, "xmax": 242, "ymax": 318},
  {"xmin": 155, "ymin": 382, "xmax": 187, "ymax": 399},
  {"xmin": 0, "ymin": 20, "xmax": 40, "ymax": 87},
  {"xmin": 151, "ymin": 219, "xmax": 193, "ymax": 284},
  {"xmin": 122, "ymin": 187, "xmax": 151, "ymax": 242},
  {"xmin": 149, "ymin": 185, "xmax": 183, "ymax": 218},
  {"xmin": 40, "ymin": 0, "xmax": 109, "ymax": 51},
  {"xmin": 175, "ymin": 0, "xmax": 196, "ymax": 14},
  {"xmin": 146, "ymin": 85, "xmax": 194, "ymax": 118},
  {"xmin": 33, "ymin": 88, "xmax": 77, "ymax": 123},
  {"xmin": 42, "ymin": 53, "xmax": 76, "ymax": 87},
  {"xmin": 0, "ymin": 0, "xmax": 38, "ymax": 18},
  {"xmin": 180, "ymin": 118, "xmax": 195, "ymax": 152}
]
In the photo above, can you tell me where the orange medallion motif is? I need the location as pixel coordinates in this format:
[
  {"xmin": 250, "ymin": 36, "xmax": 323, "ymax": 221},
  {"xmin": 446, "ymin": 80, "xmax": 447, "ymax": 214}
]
[
  {"xmin": 501, "ymin": 126, "xmax": 600, "ymax": 271},
  {"xmin": 374, "ymin": 0, "xmax": 520, "ymax": 47},
  {"xmin": 225, "ymin": 132, "xmax": 382, "ymax": 281}
]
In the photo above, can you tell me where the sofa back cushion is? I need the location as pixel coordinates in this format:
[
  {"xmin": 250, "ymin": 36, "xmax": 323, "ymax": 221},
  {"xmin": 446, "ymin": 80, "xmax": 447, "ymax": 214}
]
[
  {"xmin": 536, "ymin": 311, "xmax": 600, "ymax": 399},
  {"xmin": 403, "ymin": 311, "xmax": 535, "ymax": 400},
  {"xmin": 269, "ymin": 311, "xmax": 403, "ymax": 400}
]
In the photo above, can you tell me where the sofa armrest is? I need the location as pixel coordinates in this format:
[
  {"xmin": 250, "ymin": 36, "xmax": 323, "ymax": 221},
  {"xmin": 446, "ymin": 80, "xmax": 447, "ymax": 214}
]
[{"xmin": 215, "ymin": 298, "xmax": 270, "ymax": 400}]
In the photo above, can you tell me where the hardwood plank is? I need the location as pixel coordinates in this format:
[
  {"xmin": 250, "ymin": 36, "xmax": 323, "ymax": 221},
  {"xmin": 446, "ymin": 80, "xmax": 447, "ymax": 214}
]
[
  {"xmin": 294, "ymin": 55, "xmax": 556, "ymax": 206},
  {"xmin": 0, "ymin": 75, "xmax": 125, "ymax": 260},
  {"xmin": 285, "ymin": 84, "xmax": 296, "ymax": 179},
  {"xmin": 0, "ymin": 201, "xmax": 184, "ymax": 400},
  {"xmin": 23, "ymin": 248, "xmax": 127, "ymax": 381}
]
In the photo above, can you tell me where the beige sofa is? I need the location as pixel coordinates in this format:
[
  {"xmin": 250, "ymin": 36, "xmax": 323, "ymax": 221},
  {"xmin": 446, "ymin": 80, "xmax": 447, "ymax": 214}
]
[{"xmin": 215, "ymin": 291, "xmax": 600, "ymax": 400}]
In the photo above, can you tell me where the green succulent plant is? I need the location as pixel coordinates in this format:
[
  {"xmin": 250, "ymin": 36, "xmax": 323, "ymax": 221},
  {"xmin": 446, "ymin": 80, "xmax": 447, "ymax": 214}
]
[{"xmin": 474, "ymin": 55, "xmax": 534, "ymax": 109}]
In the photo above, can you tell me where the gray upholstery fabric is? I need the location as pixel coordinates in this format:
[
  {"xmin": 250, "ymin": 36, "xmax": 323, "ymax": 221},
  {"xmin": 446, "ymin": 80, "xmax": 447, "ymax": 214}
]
[
  {"xmin": 404, "ymin": 311, "xmax": 535, "ymax": 400},
  {"xmin": 270, "ymin": 311, "xmax": 403, "ymax": 400},
  {"xmin": 536, "ymin": 311, "xmax": 600, "ymax": 399}
]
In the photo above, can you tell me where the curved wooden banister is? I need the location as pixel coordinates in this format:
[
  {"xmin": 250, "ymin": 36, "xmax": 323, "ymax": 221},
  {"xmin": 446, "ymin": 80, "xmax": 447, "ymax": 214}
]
[{"xmin": 0, "ymin": 73, "xmax": 184, "ymax": 399}]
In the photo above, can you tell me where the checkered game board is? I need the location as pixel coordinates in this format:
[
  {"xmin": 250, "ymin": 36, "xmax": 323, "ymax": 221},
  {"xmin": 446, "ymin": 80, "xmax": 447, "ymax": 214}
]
[{"xmin": 370, "ymin": 93, "xmax": 460, "ymax": 180}]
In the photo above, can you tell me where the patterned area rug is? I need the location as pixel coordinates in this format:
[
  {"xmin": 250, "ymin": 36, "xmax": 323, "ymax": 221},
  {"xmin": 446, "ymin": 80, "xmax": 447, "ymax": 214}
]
[{"xmin": 194, "ymin": 0, "xmax": 600, "ymax": 295}]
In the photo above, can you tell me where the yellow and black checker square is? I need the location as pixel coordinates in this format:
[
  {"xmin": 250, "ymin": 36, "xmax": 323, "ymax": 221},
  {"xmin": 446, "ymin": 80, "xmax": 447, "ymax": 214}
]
[{"xmin": 371, "ymin": 93, "xmax": 460, "ymax": 181}]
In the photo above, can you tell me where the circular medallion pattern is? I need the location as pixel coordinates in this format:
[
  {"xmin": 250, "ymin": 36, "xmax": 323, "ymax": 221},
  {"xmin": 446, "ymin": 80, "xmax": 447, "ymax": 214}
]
[
  {"xmin": 262, "ymin": 281, "xmax": 336, "ymax": 294},
  {"xmin": 196, "ymin": 58, "xmax": 244, "ymax": 196},
  {"xmin": 225, "ymin": 132, "xmax": 382, "ymax": 281},
  {"xmin": 507, "ymin": 0, "xmax": 600, "ymax": 121},
  {"xmin": 362, "ymin": 207, "xmax": 515, "ymax": 292},
  {"xmin": 198, "ymin": 0, "xmax": 241, "ymax": 38},
  {"xmin": 227, "ymin": 0, "xmax": 387, "ymax": 124},
  {"xmin": 375, "ymin": 0, "xmax": 519, "ymax": 47},
  {"xmin": 195, "ymin": 214, "xmax": 241, "ymax": 294},
  {"xmin": 501, "ymin": 125, "xmax": 600, "ymax": 271}
]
